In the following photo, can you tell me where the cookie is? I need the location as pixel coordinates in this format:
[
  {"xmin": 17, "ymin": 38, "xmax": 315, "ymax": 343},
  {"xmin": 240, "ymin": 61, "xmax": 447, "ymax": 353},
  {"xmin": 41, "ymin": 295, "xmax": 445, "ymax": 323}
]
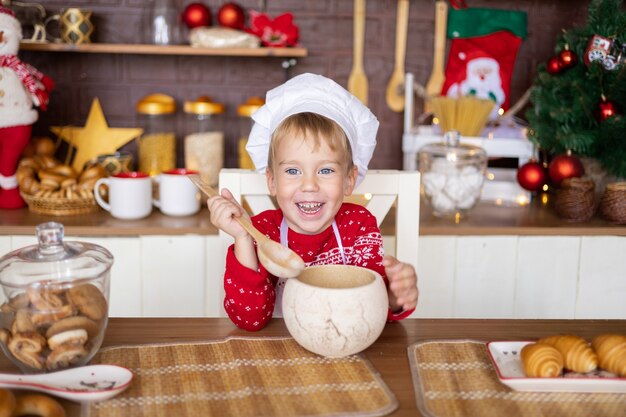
[
  {"xmin": 30, "ymin": 305, "xmax": 75, "ymax": 327},
  {"xmin": 46, "ymin": 343, "xmax": 88, "ymax": 370},
  {"xmin": 46, "ymin": 316, "xmax": 100, "ymax": 340},
  {"xmin": 66, "ymin": 284, "xmax": 107, "ymax": 321},
  {"xmin": 47, "ymin": 329, "xmax": 88, "ymax": 351}
]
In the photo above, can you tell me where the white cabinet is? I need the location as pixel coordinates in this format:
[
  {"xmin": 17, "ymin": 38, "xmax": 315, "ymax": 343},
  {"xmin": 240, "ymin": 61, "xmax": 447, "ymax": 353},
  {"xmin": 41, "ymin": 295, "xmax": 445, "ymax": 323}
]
[
  {"xmin": 416, "ymin": 235, "xmax": 626, "ymax": 319},
  {"xmin": 2, "ymin": 233, "xmax": 624, "ymax": 319}
]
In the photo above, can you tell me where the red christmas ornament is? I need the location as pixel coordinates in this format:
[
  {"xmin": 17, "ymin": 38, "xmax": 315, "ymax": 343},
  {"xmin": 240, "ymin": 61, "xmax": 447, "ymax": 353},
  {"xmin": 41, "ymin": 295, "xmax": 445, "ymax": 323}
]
[
  {"xmin": 548, "ymin": 152, "xmax": 585, "ymax": 186},
  {"xmin": 517, "ymin": 161, "xmax": 547, "ymax": 191},
  {"xmin": 217, "ymin": 2, "xmax": 246, "ymax": 30},
  {"xmin": 596, "ymin": 96, "xmax": 621, "ymax": 122},
  {"xmin": 182, "ymin": 2, "xmax": 212, "ymax": 28},
  {"xmin": 558, "ymin": 47, "xmax": 578, "ymax": 69},
  {"xmin": 546, "ymin": 56, "xmax": 562, "ymax": 75}
]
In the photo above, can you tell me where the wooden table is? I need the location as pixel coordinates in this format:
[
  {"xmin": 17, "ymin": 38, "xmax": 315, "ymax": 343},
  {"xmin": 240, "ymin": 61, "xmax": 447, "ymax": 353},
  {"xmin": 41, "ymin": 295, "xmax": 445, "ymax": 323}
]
[{"xmin": 2, "ymin": 317, "xmax": 626, "ymax": 416}]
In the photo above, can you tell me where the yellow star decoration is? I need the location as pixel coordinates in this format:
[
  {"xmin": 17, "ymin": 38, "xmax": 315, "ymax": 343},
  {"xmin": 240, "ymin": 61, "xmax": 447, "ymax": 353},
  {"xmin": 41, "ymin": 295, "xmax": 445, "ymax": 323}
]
[{"xmin": 51, "ymin": 98, "xmax": 143, "ymax": 172}]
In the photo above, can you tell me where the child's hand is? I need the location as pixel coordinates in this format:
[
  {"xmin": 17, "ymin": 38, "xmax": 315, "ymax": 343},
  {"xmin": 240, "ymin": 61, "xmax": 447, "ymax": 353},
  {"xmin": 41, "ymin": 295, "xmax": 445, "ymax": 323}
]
[
  {"xmin": 207, "ymin": 188, "xmax": 250, "ymax": 240},
  {"xmin": 383, "ymin": 255, "xmax": 419, "ymax": 313}
]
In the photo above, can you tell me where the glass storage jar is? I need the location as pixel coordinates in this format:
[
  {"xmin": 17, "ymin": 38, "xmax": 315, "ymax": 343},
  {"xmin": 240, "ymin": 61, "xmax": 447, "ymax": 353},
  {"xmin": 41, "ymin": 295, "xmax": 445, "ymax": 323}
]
[
  {"xmin": 136, "ymin": 93, "xmax": 177, "ymax": 176},
  {"xmin": 0, "ymin": 222, "xmax": 113, "ymax": 373},
  {"xmin": 183, "ymin": 96, "xmax": 225, "ymax": 187},
  {"xmin": 237, "ymin": 96, "xmax": 265, "ymax": 170},
  {"xmin": 142, "ymin": 0, "xmax": 183, "ymax": 45},
  {"xmin": 418, "ymin": 131, "xmax": 487, "ymax": 220}
]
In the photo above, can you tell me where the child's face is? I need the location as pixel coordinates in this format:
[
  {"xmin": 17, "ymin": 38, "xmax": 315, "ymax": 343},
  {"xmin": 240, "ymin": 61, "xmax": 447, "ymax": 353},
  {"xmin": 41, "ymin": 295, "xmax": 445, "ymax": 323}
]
[{"xmin": 266, "ymin": 135, "xmax": 357, "ymax": 235}]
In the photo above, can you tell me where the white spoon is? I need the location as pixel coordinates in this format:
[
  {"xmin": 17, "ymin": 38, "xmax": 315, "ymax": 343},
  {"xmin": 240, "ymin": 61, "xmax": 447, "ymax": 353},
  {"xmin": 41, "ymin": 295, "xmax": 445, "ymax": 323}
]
[
  {"xmin": 188, "ymin": 174, "xmax": 305, "ymax": 278},
  {"xmin": 0, "ymin": 364, "xmax": 133, "ymax": 402}
]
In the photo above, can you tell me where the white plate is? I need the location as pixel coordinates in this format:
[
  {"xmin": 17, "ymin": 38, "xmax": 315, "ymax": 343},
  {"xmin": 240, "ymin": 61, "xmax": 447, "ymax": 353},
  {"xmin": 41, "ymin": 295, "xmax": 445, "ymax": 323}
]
[{"xmin": 486, "ymin": 341, "xmax": 626, "ymax": 393}]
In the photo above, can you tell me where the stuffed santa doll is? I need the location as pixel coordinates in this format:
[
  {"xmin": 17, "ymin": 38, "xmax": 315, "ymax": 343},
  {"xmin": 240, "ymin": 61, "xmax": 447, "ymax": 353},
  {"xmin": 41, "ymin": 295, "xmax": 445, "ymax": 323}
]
[{"xmin": 0, "ymin": 6, "xmax": 53, "ymax": 208}]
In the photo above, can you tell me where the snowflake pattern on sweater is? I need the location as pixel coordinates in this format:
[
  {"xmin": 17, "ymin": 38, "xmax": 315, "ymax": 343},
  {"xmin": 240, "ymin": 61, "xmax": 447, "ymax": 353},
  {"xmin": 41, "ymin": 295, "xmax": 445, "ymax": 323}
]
[{"xmin": 223, "ymin": 202, "xmax": 412, "ymax": 331}]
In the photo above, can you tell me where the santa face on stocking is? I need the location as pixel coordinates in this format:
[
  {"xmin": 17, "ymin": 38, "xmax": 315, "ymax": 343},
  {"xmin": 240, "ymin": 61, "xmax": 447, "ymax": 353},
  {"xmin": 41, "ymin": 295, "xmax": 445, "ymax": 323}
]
[
  {"xmin": 0, "ymin": 6, "xmax": 53, "ymax": 209},
  {"xmin": 446, "ymin": 56, "xmax": 505, "ymax": 119}
]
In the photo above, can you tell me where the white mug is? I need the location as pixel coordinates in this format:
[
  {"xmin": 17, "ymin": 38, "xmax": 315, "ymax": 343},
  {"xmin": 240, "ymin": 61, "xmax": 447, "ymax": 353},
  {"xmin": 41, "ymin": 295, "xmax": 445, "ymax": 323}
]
[
  {"xmin": 94, "ymin": 172, "xmax": 153, "ymax": 220},
  {"xmin": 153, "ymin": 168, "xmax": 201, "ymax": 216}
]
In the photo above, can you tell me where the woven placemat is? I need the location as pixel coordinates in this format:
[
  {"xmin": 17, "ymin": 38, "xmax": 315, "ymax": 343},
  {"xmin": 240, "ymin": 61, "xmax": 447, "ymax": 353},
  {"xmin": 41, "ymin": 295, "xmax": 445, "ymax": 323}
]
[
  {"xmin": 88, "ymin": 337, "xmax": 397, "ymax": 417},
  {"xmin": 408, "ymin": 340, "xmax": 626, "ymax": 417}
]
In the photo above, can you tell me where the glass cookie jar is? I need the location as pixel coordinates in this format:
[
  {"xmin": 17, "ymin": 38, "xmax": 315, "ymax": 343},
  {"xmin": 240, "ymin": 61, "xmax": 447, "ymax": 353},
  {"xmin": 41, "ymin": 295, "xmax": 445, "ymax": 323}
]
[
  {"xmin": 0, "ymin": 222, "xmax": 112, "ymax": 373},
  {"xmin": 418, "ymin": 131, "xmax": 487, "ymax": 220}
]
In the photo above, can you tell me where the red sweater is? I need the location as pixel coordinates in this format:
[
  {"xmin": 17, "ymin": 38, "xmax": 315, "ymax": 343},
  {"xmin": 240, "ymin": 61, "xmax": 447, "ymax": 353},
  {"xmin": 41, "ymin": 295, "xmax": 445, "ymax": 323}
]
[{"xmin": 223, "ymin": 202, "xmax": 413, "ymax": 330}]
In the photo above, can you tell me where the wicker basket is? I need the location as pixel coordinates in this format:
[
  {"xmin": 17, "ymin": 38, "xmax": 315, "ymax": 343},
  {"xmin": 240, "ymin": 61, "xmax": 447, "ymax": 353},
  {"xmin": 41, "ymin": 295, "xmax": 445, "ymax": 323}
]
[
  {"xmin": 600, "ymin": 182, "xmax": 626, "ymax": 224},
  {"xmin": 554, "ymin": 177, "xmax": 596, "ymax": 222},
  {"xmin": 21, "ymin": 192, "xmax": 100, "ymax": 216}
]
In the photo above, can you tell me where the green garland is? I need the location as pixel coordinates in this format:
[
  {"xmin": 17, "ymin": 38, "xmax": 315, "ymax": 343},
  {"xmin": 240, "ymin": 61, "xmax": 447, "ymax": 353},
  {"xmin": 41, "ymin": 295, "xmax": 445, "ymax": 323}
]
[{"xmin": 526, "ymin": 0, "xmax": 626, "ymax": 177}]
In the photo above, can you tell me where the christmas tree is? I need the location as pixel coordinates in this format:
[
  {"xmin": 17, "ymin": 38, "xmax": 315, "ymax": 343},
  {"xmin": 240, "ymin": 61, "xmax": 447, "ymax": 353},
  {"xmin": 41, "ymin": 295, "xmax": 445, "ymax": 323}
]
[{"xmin": 526, "ymin": 0, "xmax": 626, "ymax": 178}]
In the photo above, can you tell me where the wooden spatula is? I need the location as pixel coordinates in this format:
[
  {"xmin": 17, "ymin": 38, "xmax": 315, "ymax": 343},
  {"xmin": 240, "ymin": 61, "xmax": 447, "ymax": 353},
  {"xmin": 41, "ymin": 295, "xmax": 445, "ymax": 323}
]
[
  {"xmin": 385, "ymin": 0, "xmax": 409, "ymax": 112},
  {"xmin": 424, "ymin": 0, "xmax": 448, "ymax": 113},
  {"xmin": 347, "ymin": 0, "xmax": 368, "ymax": 105}
]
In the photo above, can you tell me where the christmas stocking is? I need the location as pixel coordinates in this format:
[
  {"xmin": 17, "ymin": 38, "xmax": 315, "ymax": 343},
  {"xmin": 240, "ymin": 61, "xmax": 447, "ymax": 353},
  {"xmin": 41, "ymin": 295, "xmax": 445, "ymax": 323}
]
[{"xmin": 441, "ymin": 3, "xmax": 527, "ymax": 119}]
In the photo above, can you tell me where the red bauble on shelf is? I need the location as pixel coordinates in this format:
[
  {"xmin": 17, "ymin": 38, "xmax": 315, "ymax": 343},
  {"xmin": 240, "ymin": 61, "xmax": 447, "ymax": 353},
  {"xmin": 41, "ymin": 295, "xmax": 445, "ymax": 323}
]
[
  {"xmin": 558, "ymin": 47, "xmax": 578, "ymax": 70},
  {"xmin": 546, "ymin": 56, "xmax": 562, "ymax": 75},
  {"xmin": 517, "ymin": 161, "xmax": 547, "ymax": 191},
  {"xmin": 217, "ymin": 2, "xmax": 246, "ymax": 30},
  {"xmin": 548, "ymin": 152, "xmax": 585, "ymax": 186},
  {"xmin": 182, "ymin": 2, "xmax": 212, "ymax": 28},
  {"xmin": 596, "ymin": 96, "xmax": 621, "ymax": 122}
]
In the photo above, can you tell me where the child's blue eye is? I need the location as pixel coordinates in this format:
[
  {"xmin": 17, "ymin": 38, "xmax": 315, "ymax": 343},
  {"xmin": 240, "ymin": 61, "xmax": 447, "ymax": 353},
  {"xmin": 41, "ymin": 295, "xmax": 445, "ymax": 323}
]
[
  {"xmin": 319, "ymin": 168, "xmax": 334, "ymax": 175},
  {"xmin": 285, "ymin": 168, "xmax": 300, "ymax": 175}
]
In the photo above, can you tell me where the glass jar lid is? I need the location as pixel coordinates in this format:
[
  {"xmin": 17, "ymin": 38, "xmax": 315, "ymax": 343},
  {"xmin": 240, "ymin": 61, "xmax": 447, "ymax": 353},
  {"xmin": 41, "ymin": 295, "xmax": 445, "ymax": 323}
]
[
  {"xmin": 0, "ymin": 222, "xmax": 113, "ymax": 289},
  {"xmin": 183, "ymin": 96, "xmax": 225, "ymax": 115},
  {"xmin": 136, "ymin": 93, "xmax": 176, "ymax": 115},
  {"xmin": 418, "ymin": 131, "xmax": 487, "ymax": 163},
  {"xmin": 237, "ymin": 96, "xmax": 265, "ymax": 117}
]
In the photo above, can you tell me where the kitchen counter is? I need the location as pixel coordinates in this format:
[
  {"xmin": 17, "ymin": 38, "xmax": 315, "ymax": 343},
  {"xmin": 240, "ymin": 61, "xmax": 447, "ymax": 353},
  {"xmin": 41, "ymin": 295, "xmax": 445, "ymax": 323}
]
[{"xmin": 1, "ymin": 199, "xmax": 625, "ymax": 236}]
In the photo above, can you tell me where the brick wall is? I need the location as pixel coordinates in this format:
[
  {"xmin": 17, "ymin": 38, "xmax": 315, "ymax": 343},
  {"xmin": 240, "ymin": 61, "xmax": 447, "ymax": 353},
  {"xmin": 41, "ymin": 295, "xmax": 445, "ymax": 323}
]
[{"xmin": 23, "ymin": 0, "xmax": 591, "ymax": 170}]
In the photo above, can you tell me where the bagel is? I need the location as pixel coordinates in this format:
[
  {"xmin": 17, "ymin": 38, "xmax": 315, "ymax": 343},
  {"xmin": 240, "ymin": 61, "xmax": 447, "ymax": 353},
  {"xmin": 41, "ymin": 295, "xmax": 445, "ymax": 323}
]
[
  {"xmin": 13, "ymin": 394, "xmax": 66, "ymax": 417},
  {"xmin": 0, "ymin": 389, "xmax": 16, "ymax": 417},
  {"xmin": 60, "ymin": 178, "xmax": 76, "ymax": 189},
  {"xmin": 78, "ymin": 177, "xmax": 99, "ymax": 191},
  {"xmin": 18, "ymin": 176, "xmax": 40, "ymax": 195},
  {"xmin": 48, "ymin": 164, "xmax": 77, "ymax": 179},
  {"xmin": 34, "ymin": 155, "xmax": 58, "ymax": 170},
  {"xmin": 79, "ymin": 164, "xmax": 106, "ymax": 182},
  {"xmin": 18, "ymin": 157, "xmax": 40, "ymax": 170},
  {"xmin": 32, "ymin": 137, "xmax": 56, "ymax": 156},
  {"xmin": 16, "ymin": 166, "xmax": 35, "ymax": 183}
]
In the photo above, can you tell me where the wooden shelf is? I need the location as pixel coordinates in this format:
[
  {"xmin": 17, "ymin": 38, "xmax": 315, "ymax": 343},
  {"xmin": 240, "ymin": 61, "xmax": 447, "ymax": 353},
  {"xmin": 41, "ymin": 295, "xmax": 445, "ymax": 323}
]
[{"xmin": 19, "ymin": 41, "xmax": 308, "ymax": 57}]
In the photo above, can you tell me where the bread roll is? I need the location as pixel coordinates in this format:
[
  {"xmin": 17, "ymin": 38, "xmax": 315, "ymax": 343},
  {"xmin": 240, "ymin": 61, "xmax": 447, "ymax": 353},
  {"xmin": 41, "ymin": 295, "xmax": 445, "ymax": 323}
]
[
  {"xmin": 592, "ymin": 333, "xmax": 626, "ymax": 377},
  {"xmin": 521, "ymin": 343, "xmax": 564, "ymax": 377},
  {"xmin": 538, "ymin": 334, "xmax": 598, "ymax": 373}
]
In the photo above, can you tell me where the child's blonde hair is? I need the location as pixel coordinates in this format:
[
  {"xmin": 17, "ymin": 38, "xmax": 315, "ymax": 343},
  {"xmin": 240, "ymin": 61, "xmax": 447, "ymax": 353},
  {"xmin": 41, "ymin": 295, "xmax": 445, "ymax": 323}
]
[{"xmin": 267, "ymin": 112, "xmax": 354, "ymax": 174}]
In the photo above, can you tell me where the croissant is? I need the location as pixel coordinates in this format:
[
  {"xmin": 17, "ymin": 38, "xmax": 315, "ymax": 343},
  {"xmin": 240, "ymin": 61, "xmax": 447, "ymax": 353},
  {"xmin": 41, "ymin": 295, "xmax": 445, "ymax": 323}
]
[
  {"xmin": 592, "ymin": 333, "xmax": 626, "ymax": 377},
  {"xmin": 521, "ymin": 343, "xmax": 564, "ymax": 377},
  {"xmin": 538, "ymin": 334, "xmax": 598, "ymax": 373}
]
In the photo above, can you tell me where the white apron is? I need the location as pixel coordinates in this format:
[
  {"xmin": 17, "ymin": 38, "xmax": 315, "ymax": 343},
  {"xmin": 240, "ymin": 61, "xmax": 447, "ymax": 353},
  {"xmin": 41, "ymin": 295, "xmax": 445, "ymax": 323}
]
[{"xmin": 272, "ymin": 218, "xmax": 346, "ymax": 317}]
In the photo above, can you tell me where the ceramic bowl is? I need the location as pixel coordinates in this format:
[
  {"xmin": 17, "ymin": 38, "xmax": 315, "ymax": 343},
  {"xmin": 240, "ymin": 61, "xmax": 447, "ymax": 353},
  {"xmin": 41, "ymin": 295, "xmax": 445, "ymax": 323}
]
[{"xmin": 282, "ymin": 265, "xmax": 388, "ymax": 357}]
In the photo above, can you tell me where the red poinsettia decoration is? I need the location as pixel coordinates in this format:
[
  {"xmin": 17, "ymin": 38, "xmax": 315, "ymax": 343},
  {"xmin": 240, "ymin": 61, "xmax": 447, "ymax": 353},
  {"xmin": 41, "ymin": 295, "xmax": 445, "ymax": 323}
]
[{"xmin": 248, "ymin": 11, "xmax": 299, "ymax": 47}]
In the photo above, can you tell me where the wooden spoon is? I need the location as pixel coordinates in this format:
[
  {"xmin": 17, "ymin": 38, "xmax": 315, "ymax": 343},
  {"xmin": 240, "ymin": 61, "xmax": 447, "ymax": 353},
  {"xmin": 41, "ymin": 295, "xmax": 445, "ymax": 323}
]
[
  {"xmin": 347, "ymin": 0, "xmax": 368, "ymax": 105},
  {"xmin": 385, "ymin": 0, "xmax": 409, "ymax": 112},
  {"xmin": 188, "ymin": 174, "xmax": 305, "ymax": 278},
  {"xmin": 424, "ymin": 0, "xmax": 448, "ymax": 113}
]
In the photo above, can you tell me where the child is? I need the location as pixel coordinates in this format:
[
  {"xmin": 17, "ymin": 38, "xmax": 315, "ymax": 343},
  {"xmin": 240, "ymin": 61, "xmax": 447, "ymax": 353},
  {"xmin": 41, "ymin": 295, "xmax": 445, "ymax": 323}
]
[{"xmin": 208, "ymin": 73, "xmax": 419, "ymax": 331}]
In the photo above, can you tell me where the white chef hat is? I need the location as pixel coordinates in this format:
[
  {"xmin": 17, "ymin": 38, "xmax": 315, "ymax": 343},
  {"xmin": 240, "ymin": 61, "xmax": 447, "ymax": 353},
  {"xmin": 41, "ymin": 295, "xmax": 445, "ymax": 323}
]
[{"xmin": 246, "ymin": 73, "xmax": 379, "ymax": 186}]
